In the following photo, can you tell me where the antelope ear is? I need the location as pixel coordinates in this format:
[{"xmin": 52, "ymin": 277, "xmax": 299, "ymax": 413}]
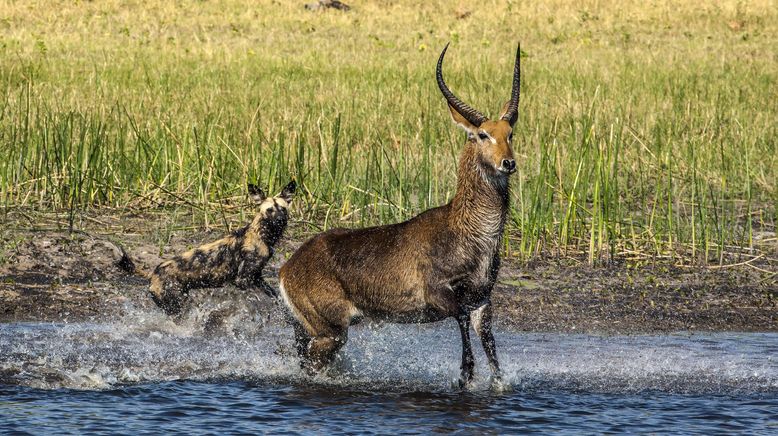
[
  {"xmin": 279, "ymin": 180, "xmax": 296, "ymax": 203},
  {"xmin": 498, "ymin": 100, "xmax": 519, "ymax": 127},
  {"xmin": 448, "ymin": 104, "xmax": 479, "ymax": 137},
  {"xmin": 247, "ymin": 183, "xmax": 267, "ymax": 203}
]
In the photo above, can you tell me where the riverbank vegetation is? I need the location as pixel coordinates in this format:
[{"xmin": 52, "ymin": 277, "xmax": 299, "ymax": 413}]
[{"xmin": 1, "ymin": 0, "xmax": 775, "ymax": 269}]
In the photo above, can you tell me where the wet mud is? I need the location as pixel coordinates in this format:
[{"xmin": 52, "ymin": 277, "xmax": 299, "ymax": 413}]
[{"xmin": 0, "ymin": 214, "xmax": 775, "ymax": 333}]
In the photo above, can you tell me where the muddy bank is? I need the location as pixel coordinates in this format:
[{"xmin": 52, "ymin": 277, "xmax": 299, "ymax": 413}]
[
  {"xmin": 493, "ymin": 260, "xmax": 775, "ymax": 332},
  {"xmin": 0, "ymin": 214, "xmax": 775, "ymax": 333}
]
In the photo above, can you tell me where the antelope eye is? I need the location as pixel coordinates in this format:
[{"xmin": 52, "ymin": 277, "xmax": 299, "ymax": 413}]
[
  {"xmin": 508, "ymin": 132, "xmax": 513, "ymax": 142},
  {"xmin": 477, "ymin": 132, "xmax": 489, "ymax": 140}
]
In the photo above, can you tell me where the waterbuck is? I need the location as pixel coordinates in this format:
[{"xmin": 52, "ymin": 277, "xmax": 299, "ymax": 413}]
[{"xmin": 279, "ymin": 43, "xmax": 520, "ymax": 387}]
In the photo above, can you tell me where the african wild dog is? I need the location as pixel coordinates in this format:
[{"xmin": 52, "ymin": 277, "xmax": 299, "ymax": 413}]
[
  {"xmin": 278, "ymin": 43, "xmax": 521, "ymax": 388},
  {"xmin": 118, "ymin": 181, "xmax": 296, "ymax": 316}
]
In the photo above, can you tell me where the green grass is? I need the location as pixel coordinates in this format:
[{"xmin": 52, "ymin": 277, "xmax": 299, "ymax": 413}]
[{"xmin": 0, "ymin": 0, "xmax": 776, "ymax": 265}]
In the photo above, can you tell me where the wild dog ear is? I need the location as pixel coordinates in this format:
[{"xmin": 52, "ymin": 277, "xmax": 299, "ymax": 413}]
[
  {"xmin": 279, "ymin": 180, "xmax": 296, "ymax": 203},
  {"xmin": 448, "ymin": 104, "xmax": 480, "ymax": 138},
  {"xmin": 247, "ymin": 183, "xmax": 267, "ymax": 203}
]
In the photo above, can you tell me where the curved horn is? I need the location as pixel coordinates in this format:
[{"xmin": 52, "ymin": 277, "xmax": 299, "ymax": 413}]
[
  {"xmin": 500, "ymin": 43, "xmax": 521, "ymax": 126},
  {"xmin": 436, "ymin": 43, "xmax": 487, "ymax": 127}
]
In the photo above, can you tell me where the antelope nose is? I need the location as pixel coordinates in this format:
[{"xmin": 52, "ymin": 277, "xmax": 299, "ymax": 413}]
[{"xmin": 502, "ymin": 159, "xmax": 516, "ymax": 172}]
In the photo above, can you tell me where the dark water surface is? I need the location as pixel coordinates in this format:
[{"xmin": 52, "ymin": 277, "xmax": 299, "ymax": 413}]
[{"xmin": 1, "ymin": 314, "xmax": 776, "ymax": 434}]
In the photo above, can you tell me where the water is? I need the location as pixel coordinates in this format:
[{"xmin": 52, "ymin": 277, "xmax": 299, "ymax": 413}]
[{"xmin": 1, "ymin": 311, "xmax": 777, "ymax": 433}]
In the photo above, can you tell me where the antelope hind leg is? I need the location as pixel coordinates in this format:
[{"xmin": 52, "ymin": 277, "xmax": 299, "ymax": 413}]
[
  {"xmin": 282, "ymin": 272, "xmax": 354, "ymax": 374},
  {"xmin": 305, "ymin": 330, "xmax": 347, "ymax": 374}
]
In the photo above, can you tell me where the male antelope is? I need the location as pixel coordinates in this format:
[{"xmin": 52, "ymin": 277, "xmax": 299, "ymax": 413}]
[{"xmin": 279, "ymin": 44, "xmax": 521, "ymax": 387}]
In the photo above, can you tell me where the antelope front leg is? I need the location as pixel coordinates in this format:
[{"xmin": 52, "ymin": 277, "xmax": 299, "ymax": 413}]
[
  {"xmin": 456, "ymin": 313, "xmax": 475, "ymax": 388},
  {"xmin": 472, "ymin": 303, "xmax": 502, "ymax": 385}
]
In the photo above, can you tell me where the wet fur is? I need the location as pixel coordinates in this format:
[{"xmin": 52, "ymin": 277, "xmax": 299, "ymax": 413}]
[
  {"xmin": 279, "ymin": 45, "xmax": 521, "ymax": 387},
  {"xmin": 280, "ymin": 144, "xmax": 509, "ymax": 376},
  {"xmin": 119, "ymin": 182, "xmax": 295, "ymax": 316}
]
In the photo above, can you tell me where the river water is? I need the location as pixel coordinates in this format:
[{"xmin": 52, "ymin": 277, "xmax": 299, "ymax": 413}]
[{"xmin": 1, "ymin": 309, "xmax": 776, "ymax": 433}]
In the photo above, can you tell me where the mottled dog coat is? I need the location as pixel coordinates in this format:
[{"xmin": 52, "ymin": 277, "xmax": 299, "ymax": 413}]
[{"xmin": 119, "ymin": 181, "xmax": 296, "ymax": 315}]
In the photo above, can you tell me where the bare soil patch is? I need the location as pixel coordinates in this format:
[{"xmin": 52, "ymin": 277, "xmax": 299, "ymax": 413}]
[{"xmin": 1, "ymin": 210, "xmax": 775, "ymax": 333}]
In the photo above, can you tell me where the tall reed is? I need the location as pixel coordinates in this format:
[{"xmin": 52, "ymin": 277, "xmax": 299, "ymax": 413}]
[{"xmin": 0, "ymin": 0, "xmax": 775, "ymax": 264}]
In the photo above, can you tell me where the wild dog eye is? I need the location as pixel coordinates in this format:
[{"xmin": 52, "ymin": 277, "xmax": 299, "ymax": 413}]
[{"xmin": 477, "ymin": 132, "xmax": 489, "ymax": 141}]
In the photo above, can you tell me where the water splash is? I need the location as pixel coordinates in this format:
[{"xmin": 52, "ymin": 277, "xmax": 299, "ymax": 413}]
[{"xmin": 1, "ymin": 305, "xmax": 776, "ymax": 394}]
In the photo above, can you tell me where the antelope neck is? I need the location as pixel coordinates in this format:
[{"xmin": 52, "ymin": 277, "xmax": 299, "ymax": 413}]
[{"xmin": 449, "ymin": 143, "xmax": 510, "ymax": 238}]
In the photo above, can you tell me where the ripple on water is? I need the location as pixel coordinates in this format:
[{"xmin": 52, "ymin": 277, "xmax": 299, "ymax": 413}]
[
  {"xmin": 0, "ymin": 308, "xmax": 776, "ymax": 395},
  {"xmin": 1, "ymin": 313, "xmax": 777, "ymax": 433}
]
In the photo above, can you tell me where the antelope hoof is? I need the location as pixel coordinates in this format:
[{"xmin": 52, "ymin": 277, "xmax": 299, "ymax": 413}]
[
  {"xmin": 457, "ymin": 374, "xmax": 474, "ymax": 390},
  {"xmin": 302, "ymin": 364, "xmax": 318, "ymax": 377},
  {"xmin": 459, "ymin": 365, "xmax": 474, "ymax": 389},
  {"xmin": 299, "ymin": 358, "xmax": 319, "ymax": 377},
  {"xmin": 490, "ymin": 376, "xmax": 511, "ymax": 393}
]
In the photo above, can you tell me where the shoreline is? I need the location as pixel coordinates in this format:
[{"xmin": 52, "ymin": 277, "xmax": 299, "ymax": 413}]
[{"xmin": 1, "ymin": 223, "xmax": 774, "ymax": 333}]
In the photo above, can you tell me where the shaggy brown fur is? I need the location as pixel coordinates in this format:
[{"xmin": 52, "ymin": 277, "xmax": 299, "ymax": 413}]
[
  {"xmin": 279, "ymin": 44, "xmax": 522, "ymax": 387},
  {"xmin": 119, "ymin": 181, "xmax": 296, "ymax": 316}
]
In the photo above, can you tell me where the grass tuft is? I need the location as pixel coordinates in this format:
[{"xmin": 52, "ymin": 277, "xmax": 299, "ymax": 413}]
[{"xmin": 0, "ymin": 0, "xmax": 775, "ymax": 265}]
